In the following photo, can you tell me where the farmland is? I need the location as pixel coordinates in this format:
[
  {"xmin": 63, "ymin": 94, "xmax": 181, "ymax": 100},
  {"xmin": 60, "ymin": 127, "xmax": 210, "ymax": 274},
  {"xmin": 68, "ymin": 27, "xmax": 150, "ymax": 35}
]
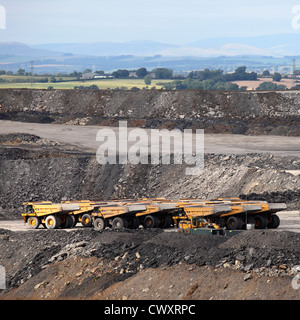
[
  {"xmin": 0, "ymin": 76, "xmax": 170, "ymax": 90},
  {"xmin": 233, "ymin": 77, "xmax": 299, "ymax": 90}
]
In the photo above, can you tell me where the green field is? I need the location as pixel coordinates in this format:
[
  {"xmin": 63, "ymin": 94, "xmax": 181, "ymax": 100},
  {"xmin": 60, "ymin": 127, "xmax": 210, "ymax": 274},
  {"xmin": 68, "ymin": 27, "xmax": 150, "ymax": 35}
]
[{"xmin": 0, "ymin": 76, "xmax": 171, "ymax": 90}]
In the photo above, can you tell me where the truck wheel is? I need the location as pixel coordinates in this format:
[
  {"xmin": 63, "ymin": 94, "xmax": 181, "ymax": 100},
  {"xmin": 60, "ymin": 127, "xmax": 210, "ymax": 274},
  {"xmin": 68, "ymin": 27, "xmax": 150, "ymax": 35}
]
[
  {"xmin": 267, "ymin": 214, "xmax": 280, "ymax": 229},
  {"xmin": 81, "ymin": 214, "xmax": 92, "ymax": 227},
  {"xmin": 144, "ymin": 215, "xmax": 158, "ymax": 228},
  {"xmin": 69, "ymin": 215, "xmax": 77, "ymax": 228},
  {"xmin": 60, "ymin": 215, "xmax": 74, "ymax": 229},
  {"xmin": 112, "ymin": 217, "xmax": 128, "ymax": 230},
  {"xmin": 94, "ymin": 218, "xmax": 106, "ymax": 231},
  {"xmin": 226, "ymin": 216, "xmax": 243, "ymax": 230},
  {"xmin": 65, "ymin": 215, "xmax": 74, "ymax": 228},
  {"xmin": 27, "ymin": 217, "xmax": 40, "ymax": 229},
  {"xmin": 65, "ymin": 215, "xmax": 75, "ymax": 228},
  {"xmin": 254, "ymin": 215, "xmax": 267, "ymax": 229},
  {"xmin": 45, "ymin": 215, "xmax": 60, "ymax": 229}
]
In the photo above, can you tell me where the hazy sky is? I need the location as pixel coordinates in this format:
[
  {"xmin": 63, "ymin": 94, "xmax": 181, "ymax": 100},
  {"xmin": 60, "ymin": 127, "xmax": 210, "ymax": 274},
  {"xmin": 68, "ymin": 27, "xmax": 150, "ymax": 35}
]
[{"xmin": 0, "ymin": 0, "xmax": 299, "ymax": 44}]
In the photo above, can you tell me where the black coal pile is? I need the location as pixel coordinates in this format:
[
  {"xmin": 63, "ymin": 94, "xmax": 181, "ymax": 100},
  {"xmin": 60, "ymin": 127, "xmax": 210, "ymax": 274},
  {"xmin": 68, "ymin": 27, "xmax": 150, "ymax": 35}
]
[
  {"xmin": 3, "ymin": 228, "xmax": 300, "ymax": 291},
  {"xmin": 240, "ymin": 191, "xmax": 300, "ymax": 206},
  {"xmin": 86, "ymin": 229, "xmax": 300, "ymax": 277},
  {"xmin": 0, "ymin": 133, "xmax": 41, "ymax": 144},
  {"xmin": 88, "ymin": 229, "xmax": 227, "ymax": 271}
]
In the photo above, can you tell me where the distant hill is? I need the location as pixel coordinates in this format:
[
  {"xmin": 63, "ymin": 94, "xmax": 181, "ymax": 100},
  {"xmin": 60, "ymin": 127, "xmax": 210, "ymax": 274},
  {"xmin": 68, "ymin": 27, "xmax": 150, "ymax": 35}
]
[
  {"xmin": 33, "ymin": 40, "xmax": 179, "ymax": 57},
  {"xmin": 0, "ymin": 34, "xmax": 299, "ymax": 74},
  {"xmin": 187, "ymin": 34, "xmax": 300, "ymax": 57},
  {"xmin": 0, "ymin": 42, "xmax": 61, "ymax": 57},
  {"xmin": 32, "ymin": 34, "xmax": 300, "ymax": 57},
  {"xmin": 2, "ymin": 34, "xmax": 300, "ymax": 60}
]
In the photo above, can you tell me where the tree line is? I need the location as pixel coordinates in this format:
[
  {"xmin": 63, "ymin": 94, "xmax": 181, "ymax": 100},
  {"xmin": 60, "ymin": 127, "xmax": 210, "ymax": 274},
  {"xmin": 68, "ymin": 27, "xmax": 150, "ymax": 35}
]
[
  {"xmin": 0, "ymin": 65, "xmax": 297, "ymax": 91},
  {"xmin": 163, "ymin": 67, "xmax": 257, "ymax": 90}
]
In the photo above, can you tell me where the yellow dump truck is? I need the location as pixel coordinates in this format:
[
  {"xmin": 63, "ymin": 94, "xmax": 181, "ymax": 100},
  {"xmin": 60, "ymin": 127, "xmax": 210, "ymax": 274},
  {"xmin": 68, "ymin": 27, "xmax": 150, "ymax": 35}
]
[
  {"xmin": 61, "ymin": 200, "xmax": 114, "ymax": 228},
  {"xmin": 160, "ymin": 197, "xmax": 286, "ymax": 230},
  {"xmin": 22, "ymin": 201, "xmax": 80, "ymax": 229},
  {"xmin": 211, "ymin": 198, "xmax": 286, "ymax": 230},
  {"xmin": 103, "ymin": 198, "xmax": 178, "ymax": 229},
  {"xmin": 92, "ymin": 203, "xmax": 147, "ymax": 231},
  {"xmin": 22, "ymin": 197, "xmax": 287, "ymax": 231},
  {"xmin": 134, "ymin": 199, "xmax": 177, "ymax": 228}
]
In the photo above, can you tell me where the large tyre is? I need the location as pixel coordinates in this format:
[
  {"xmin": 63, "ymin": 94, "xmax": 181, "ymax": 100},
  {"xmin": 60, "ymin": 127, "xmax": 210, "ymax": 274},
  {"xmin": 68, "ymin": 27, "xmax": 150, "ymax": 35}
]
[
  {"xmin": 267, "ymin": 214, "xmax": 280, "ymax": 229},
  {"xmin": 94, "ymin": 217, "xmax": 106, "ymax": 231},
  {"xmin": 60, "ymin": 215, "xmax": 74, "ymax": 229},
  {"xmin": 45, "ymin": 215, "xmax": 60, "ymax": 229},
  {"xmin": 65, "ymin": 215, "xmax": 75, "ymax": 228},
  {"xmin": 226, "ymin": 216, "xmax": 243, "ymax": 230},
  {"xmin": 254, "ymin": 215, "xmax": 268, "ymax": 229},
  {"xmin": 144, "ymin": 215, "xmax": 159, "ymax": 228},
  {"xmin": 27, "ymin": 216, "xmax": 40, "ymax": 229},
  {"xmin": 112, "ymin": 217, "xmax": 128, "ymax": 230},
  {"xmin": 81, "ymin": 213, "xmax": 93, "ymax": 228},
  {"xmin": 69, "ymin": 215, "xmax": 77, "ymax": 228}
]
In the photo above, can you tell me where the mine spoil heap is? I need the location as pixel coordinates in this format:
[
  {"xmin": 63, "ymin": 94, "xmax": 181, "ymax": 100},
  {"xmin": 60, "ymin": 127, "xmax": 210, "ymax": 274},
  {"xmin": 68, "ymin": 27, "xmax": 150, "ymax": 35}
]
[{"xmin": 1, "ymin": 227, "xmax": 300, "ymax": 299}]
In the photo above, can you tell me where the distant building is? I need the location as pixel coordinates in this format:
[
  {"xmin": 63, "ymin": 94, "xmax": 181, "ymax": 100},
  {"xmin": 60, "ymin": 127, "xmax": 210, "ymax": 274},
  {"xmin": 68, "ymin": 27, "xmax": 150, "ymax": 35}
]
[
  {"xmin": 129, "ymin": 71, "xmax": 138, "ymax": 78},
  {"xmin": 94, "ymin": 75, "xmax": 114, "ymax": 79},
  {"xmin": 81, "ymin": 72, "xmax": 96, "ymax": 79}
]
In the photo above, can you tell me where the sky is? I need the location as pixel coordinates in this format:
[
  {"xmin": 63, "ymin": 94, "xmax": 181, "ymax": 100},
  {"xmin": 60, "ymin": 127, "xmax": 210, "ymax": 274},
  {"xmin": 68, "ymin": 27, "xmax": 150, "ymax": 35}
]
[{"xmin": 0, "ymin": 0, "xmax": 300, "ymax": 44}]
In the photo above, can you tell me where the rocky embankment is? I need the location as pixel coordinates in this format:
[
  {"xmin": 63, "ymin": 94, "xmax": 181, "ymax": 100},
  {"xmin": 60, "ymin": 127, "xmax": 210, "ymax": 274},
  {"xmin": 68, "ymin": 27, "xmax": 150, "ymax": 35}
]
[
  {"xmin": 0, "ymin": 89, "xmax": 300, "ymax": 135},
  {"xmin": 0, "ymin": 134, "xmax": 299, "ymax": 220},
  {"xmin": 1, "ymin": 228, "xmax": 300, "ymax": 299}
]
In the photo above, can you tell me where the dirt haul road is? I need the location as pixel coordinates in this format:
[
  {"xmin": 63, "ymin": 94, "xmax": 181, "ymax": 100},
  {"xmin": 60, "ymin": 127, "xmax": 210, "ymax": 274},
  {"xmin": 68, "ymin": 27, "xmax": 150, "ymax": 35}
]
[{"xmin": 0, "ymin": 120, "xmax": 300, "ymax": 156}]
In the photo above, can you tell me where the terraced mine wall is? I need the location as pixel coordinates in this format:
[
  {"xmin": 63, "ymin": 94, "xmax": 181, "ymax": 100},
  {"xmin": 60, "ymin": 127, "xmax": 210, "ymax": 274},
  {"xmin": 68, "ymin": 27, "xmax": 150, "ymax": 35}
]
[
  {"xmin": 0, "ymin": 89, "xmax": 300, "ymax": 135},
  {"xmin": 1, "ymin": 146, "xmax": 299, "ymax": 219}
]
